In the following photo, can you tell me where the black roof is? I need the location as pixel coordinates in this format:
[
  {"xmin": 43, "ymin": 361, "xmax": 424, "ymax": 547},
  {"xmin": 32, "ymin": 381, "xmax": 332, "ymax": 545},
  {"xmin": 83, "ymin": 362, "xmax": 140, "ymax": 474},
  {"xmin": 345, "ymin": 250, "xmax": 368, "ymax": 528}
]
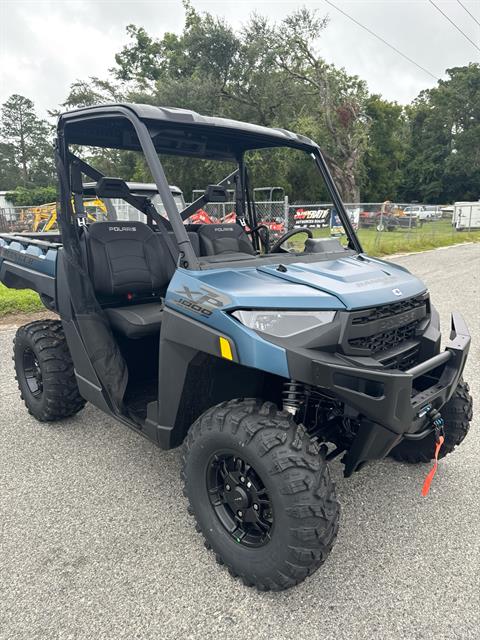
[{"xmin": 58, "ymin": 103, "xmax": 317, "ymax": 160}]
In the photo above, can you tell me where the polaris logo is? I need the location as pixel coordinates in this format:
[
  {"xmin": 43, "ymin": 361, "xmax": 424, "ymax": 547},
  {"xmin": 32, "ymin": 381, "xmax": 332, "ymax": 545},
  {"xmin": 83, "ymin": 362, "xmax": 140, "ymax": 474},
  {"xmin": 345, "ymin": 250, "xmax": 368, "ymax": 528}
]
[
  {"xmin": 108, "ymin": 226, "xmax": 137, "ymax": 232},
  {"xmin": 214, "ymin": 227, "xmax": 234, "ymax": 232},
  {"xmin": 392, "ymin": 288, "xmax": 403, "ymax": 296}
]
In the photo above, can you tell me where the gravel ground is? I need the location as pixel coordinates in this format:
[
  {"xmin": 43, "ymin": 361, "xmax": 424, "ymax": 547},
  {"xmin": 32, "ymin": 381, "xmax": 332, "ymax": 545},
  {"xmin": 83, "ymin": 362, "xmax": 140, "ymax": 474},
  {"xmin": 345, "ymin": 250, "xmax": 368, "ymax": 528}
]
[{"xmin": 0, "ymin": 243, "xmax": 479, "ymax": 640}]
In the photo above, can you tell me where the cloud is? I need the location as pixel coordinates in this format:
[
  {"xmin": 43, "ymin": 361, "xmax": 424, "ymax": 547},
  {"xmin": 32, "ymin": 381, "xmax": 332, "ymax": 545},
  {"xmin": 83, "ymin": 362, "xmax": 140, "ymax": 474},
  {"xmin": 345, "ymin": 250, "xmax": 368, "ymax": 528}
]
[{"xmin": 0, "ymin": 0, "xmax": 479, "ymax": 118}]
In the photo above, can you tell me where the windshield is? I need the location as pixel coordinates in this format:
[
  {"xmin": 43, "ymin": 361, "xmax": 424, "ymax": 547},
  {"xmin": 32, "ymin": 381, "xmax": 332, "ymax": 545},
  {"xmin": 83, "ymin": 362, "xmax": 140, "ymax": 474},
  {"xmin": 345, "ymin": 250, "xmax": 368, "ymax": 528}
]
[
  {"xmin": 159, "ymin": 146, "xmax": 357, "ymax": 260},
  {"xmin": 61, "ymin": 113, "xmax": 360, "ymax": 267}
]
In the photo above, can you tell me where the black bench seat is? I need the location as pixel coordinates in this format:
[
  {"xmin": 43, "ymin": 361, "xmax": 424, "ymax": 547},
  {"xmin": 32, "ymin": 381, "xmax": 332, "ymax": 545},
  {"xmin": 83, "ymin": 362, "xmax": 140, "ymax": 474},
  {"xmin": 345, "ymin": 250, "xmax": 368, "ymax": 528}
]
[{"xmin": 104, "ymin": 303, "xmax": 163, "ymax": 339}]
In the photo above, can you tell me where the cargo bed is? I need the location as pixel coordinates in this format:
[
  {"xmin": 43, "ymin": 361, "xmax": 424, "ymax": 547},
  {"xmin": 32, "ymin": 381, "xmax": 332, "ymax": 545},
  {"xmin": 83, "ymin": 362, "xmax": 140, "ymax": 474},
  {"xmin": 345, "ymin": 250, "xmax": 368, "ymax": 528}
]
[{"xmin": 0, "ymin": 232, "xmax": 61, "ymax": 309}]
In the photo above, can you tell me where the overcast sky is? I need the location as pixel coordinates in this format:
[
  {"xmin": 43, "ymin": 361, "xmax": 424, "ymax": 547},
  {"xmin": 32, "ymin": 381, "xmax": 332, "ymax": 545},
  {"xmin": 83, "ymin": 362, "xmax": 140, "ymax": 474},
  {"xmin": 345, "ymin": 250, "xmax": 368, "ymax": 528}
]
[{"xmin": 1, "ymin": 0, "xmax": 479, "ymax": 119}]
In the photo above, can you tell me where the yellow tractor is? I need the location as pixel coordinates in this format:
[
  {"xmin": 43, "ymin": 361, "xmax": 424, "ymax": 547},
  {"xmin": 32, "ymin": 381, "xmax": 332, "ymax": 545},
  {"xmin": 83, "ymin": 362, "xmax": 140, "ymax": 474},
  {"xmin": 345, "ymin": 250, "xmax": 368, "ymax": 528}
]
[{"xmin": 32, "ymin": 198, "xmax": 108, "ymax": 232}]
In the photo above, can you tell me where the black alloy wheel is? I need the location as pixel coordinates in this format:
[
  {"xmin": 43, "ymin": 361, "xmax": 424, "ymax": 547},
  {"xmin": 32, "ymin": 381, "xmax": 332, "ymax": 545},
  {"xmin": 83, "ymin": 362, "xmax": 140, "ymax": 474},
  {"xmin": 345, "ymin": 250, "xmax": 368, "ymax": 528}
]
[
  {"xmin": 14, "ymin": 320, "xmax": 86, "ymax": 421},
  {"xmin": 206, "ymin": 453, "xmax": 273, "ymax": 547},
  {"xmin": 182, "ymin": 399, "xmax": 340, "ymax": 591}
]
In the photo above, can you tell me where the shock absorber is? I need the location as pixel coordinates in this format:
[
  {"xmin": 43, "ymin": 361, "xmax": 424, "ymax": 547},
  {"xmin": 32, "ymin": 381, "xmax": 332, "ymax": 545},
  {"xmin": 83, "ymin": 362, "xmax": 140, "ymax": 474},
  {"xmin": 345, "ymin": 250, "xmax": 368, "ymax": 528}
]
[{"xmin": 282, "ymin": 380, "xmax": 305, "ymax": 415}]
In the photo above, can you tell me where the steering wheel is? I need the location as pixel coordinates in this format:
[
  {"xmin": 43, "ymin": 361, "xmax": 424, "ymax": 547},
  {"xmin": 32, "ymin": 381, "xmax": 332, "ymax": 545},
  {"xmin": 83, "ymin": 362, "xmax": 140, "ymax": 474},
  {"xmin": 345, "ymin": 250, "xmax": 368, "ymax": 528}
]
[
  {"xmin": 246, "ymin": 223, "xmax": 270, "ymax": 252},
  {"xmin": 270, "ymin": 227, "xmax": 313, "ymax": 253}
]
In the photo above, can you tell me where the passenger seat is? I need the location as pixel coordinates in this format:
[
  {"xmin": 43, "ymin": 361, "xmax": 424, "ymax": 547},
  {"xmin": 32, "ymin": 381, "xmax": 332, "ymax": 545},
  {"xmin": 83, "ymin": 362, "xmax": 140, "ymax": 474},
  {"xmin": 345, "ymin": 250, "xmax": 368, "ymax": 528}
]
[{"xmin": 197, "ymin": 224, "xmax": 255, "ymax": 257}]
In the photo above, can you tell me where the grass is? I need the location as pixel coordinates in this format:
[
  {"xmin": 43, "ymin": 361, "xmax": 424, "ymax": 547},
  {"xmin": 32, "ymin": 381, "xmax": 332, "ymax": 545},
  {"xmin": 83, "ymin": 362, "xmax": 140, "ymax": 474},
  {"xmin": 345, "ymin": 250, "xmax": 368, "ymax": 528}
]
[
  {"xmin": 357, "ymin": 220, "xmax": 480, "ymax": 256},
  {"xmin": 0, "ymin": 220, "xmax": 479, "ymax": 317},
  {"xmin": 313, "ymin": 219, "xmax": 480, "ymax": 256},
  {"xmin": 0, "ymin": 284, "xmax": 43, "ymax": 317}
]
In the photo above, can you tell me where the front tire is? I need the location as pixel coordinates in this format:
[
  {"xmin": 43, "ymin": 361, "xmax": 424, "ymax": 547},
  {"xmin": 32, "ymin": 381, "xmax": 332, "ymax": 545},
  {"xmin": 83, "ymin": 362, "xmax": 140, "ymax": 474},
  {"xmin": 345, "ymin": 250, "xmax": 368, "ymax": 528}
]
[
  {"xmin": 390, "ymin": 379, "xmax": 473, "ymax": 463},
  {"xmin": 13, "ymin": 320, "xmax": 86, "ymax": 421},
  {"xmin": 182, "ymin": 399, "xmax": 340, "ymax": 591}
]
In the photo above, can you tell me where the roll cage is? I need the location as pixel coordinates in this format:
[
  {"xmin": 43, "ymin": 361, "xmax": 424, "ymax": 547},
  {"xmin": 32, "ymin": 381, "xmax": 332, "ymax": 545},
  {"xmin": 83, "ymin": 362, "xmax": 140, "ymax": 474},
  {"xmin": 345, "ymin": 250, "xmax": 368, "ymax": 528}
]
[{"xmin": 55, "ymin": 103, "xmax": 363, "ymax": 267}]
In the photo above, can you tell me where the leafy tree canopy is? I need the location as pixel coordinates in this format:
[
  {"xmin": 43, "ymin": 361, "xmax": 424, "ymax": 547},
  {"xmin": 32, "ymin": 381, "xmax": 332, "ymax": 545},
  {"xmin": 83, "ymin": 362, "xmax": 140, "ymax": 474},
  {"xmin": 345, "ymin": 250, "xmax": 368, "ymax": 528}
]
[
  {"xmin": 6, "ymin": 185, "xmax": 57, "ymax": 206},
  {"xmin": 0, "ymin": 94, "xmax": 54, "ymax": 189}
]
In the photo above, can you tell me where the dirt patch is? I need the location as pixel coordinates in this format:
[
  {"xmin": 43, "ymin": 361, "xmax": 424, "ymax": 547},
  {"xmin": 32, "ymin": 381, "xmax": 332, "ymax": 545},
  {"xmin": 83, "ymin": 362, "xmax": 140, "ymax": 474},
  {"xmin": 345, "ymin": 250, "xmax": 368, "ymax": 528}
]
[{"xmin": 0, "ymin": 310, "xmax": 57, "ymax": 330}]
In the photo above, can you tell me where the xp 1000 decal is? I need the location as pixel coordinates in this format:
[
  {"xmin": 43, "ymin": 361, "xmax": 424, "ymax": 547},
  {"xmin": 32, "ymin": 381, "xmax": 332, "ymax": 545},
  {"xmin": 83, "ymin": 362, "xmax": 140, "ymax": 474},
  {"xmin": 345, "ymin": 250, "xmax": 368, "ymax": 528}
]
[{"xmin": 172, "ymin": 285, "xmax": 231, "ymax": 317}]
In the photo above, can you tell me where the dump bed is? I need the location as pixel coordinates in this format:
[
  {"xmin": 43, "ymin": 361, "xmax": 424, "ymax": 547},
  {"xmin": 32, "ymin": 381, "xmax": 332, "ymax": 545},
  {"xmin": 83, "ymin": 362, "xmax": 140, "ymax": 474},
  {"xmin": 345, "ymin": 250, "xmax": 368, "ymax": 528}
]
[{"xmin": 0, "ymin": 232, "xmax": 61, "ymax": 307}]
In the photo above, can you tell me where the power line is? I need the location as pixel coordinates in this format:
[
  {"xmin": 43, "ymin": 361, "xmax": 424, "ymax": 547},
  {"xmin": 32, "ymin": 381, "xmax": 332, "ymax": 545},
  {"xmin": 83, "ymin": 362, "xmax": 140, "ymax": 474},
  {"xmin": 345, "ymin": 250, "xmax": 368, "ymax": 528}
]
[
  {"xmin": 457, "ymin": 0, "xmax": 480, "ymax": 29},
  {"xmin": 429, "ymin": 0, "xmax": 480, "ymax": 53},
  {"xmin": 323, "ymin": 0, "xmax": 440, "ymax": 81}
]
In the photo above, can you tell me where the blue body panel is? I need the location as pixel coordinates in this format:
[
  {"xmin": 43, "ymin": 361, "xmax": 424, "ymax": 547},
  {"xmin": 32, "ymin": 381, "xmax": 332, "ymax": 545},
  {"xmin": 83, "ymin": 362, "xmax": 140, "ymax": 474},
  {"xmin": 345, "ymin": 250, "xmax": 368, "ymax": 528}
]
[
  {"xmin": 0, "ymin": 237, "xmax": 58, "ymax": 277},
  {"xmin": 165, "ymin": 254, "xmax": 427, "ymax": 379},
  {"xmin": 1, "ymin": 232, "xmax": 427, "ymax": 380}
]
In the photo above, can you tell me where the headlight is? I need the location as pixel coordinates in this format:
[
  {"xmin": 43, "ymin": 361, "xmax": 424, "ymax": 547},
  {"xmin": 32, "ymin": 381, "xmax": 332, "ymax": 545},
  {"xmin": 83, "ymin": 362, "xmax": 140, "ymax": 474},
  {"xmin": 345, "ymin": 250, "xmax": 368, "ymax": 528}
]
[{"xmin": 231, "ymin": 310, "xmax": 336, "ymax": 337}]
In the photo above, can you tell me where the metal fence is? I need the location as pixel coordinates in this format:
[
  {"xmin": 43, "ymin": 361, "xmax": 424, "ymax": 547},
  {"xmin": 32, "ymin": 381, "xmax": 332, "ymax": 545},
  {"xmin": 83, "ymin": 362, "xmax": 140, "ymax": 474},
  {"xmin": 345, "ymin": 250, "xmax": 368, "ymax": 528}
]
[
  {"xmin": 282, "ymin": 201, "xmax": 479, "ymax": 253},
  {"xmin": 1, "ymin": 200, "xmax": 479, "ymax": 255}
]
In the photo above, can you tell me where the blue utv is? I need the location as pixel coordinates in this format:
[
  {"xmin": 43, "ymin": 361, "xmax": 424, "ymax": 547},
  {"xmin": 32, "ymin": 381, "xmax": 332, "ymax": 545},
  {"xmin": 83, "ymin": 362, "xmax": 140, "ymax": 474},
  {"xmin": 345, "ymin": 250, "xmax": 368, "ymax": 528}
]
[{"xmin": 0, "ymin": 104, "xmax": 473, "ymax": 591}]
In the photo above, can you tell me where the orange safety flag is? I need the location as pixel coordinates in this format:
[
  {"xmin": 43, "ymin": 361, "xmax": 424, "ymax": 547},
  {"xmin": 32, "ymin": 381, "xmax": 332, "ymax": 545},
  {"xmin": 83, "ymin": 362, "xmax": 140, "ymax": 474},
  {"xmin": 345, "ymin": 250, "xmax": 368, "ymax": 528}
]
[{"xmin": 421, "ymin": 435, "xmax": 445, "ymax": 497}]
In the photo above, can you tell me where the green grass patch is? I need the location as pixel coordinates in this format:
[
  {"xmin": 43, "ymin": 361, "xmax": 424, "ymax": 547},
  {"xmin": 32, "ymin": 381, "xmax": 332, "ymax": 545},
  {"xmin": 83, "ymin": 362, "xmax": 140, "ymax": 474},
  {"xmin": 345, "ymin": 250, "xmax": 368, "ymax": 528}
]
[
  {"xmin": 358, "ymin": 221, "xmax": 480, "ymax": 256},
  {"xmin": 0, "ymin": 283, "xmax": 43, "ymax": 317},
  {"xmin": 313, "ymin": 220, "xmax": 480, "ymax": 256}
]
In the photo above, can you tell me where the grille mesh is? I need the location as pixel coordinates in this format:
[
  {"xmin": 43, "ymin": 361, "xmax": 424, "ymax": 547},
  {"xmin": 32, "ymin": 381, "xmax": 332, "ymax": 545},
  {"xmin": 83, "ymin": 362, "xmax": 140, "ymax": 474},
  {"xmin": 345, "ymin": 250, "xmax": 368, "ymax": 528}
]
[
  {"xmin": 349, "ymin": 321, "xmax": 419, "ymax": 353},
  {"xmin": 351, "ymin": 294, "xmax": 428, "ymax": 325}
]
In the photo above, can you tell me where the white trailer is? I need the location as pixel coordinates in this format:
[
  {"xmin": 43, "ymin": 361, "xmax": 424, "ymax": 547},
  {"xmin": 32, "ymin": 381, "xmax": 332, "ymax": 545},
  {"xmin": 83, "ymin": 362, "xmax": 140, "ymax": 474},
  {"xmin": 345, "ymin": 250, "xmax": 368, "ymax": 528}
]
[{"xmin": 453, "ymin": 201, "xmax": 480, "ymax": 230}]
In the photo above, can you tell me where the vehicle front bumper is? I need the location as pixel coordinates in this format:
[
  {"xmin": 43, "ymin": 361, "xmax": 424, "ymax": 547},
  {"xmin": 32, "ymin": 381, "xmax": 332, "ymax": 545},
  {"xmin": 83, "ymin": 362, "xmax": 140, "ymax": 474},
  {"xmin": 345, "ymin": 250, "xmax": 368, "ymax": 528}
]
[{"xmin": 286, "ymin": 312, "xmax": 470, "ymax": 474}]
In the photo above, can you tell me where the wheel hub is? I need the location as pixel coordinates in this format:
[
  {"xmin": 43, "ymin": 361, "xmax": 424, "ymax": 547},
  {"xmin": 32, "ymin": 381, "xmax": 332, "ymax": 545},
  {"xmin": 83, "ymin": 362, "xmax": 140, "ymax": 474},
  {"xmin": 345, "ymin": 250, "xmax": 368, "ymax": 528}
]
[
  {"xmin": 207, "ymin": 453, "xmax": 273, "ymax": 547},
  {"xmin": 228, "ymin": 485, "xmax": 249, "ymax": 511}
]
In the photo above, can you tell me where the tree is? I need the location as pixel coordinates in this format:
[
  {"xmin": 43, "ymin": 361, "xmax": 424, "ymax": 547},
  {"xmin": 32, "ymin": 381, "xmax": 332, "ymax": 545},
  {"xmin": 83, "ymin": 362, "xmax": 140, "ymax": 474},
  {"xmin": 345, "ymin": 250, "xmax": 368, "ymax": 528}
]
[
  {"xmin": 59, "ymin": 77, "xmax": 121, "ymax": 111},
  {"xmin": 400, "ymin": 64, "xmax": 480, "ymax": 203},
  {"xmin": 109, "ymin": 5, "xmax": 370, "ymax": 201},
  {"xmin": 266, "ymin": 9, "xmax": 370, "ymax": 202},
  {"xmin": 361, "ymin": 96, "xmax": 408, "ymax": 202},
  {"xmin": 6, "ymin": 185, "xmax": 57, "ymax": 206},
  {"xmin": 53, "ymin": 8, "xmax": 479, "ymax": 205},
  {"xmin": 0, "ymin": 142, "xmax": 22, "ymax": 190},
  {"xmin": 0, "ymin": 94, "xmax": 54, "ymax": 187}
]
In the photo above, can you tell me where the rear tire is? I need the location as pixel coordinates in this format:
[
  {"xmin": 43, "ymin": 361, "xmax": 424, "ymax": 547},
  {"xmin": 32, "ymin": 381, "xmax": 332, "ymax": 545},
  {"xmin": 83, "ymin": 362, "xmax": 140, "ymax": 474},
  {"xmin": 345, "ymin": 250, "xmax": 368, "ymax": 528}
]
[
  {"xmin": 182, "ymin": 399, "xmax": 340, "ymax": 591},
  {"xmin": 13, "ymin": 320, "xmax": 86, "ymax": 421},
  {"xmin": 390, "ymin": 379, "xmax": 473, "ymax": 463}
]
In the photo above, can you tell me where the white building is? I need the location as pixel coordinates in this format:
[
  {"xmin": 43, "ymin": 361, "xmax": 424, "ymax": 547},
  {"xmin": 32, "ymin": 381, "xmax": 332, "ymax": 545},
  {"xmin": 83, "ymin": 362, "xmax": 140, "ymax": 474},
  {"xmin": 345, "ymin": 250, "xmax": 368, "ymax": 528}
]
[{"xmin": 0, "ymin": 191, "xmax": 15, "ymax": 210}]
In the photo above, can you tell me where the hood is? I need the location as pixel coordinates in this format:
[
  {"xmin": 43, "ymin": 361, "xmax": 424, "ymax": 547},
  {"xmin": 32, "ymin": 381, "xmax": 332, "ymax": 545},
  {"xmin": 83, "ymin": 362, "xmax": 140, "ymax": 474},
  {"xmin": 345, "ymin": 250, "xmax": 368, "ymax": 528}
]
[
  {"xmin": 257, "ymin": 255, "xmax": 426, "ymax": 309},
  {"xmin": 171, "ymin": 254, "xmax": 427, "ymax": 312}
]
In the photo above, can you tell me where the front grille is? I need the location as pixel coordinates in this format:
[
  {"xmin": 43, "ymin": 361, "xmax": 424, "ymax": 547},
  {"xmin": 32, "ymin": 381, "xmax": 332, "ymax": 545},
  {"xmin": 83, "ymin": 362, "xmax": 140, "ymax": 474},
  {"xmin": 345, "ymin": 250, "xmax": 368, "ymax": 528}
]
[
  {"xmin": 349, "ymin": 321, "xmax": 420, "ymax": 353},
  {"xmin": 351, "ymin": 294, "xmax": 428, "ymax": 325},
  {"xmin": 379, "ymin": 345, "xmax": 420, "ymax": 370},
  {"xmin": 344, "ymin": 293, "xmax": 429, "ymax": 363}
]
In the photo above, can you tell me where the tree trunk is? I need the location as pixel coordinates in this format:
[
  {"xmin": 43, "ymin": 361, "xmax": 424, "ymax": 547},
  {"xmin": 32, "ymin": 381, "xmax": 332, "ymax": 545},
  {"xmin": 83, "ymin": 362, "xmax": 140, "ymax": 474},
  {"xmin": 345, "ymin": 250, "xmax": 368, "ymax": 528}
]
[{"xmin": 326, "ymin": 158, "xmax": 359, "ymax": 203}]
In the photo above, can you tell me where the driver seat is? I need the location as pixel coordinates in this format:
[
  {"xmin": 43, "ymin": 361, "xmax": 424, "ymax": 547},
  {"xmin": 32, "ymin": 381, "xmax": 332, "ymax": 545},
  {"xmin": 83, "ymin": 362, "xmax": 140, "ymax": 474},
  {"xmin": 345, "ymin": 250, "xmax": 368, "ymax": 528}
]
[{"xmin": 197, "ymin": 224, "xmax": 255, "ymax": 257}]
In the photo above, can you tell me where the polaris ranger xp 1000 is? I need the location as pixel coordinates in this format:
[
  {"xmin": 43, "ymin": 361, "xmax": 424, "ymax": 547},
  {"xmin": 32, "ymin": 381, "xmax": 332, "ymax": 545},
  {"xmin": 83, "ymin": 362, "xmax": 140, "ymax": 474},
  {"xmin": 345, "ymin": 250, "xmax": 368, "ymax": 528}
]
[{"xmin": 0, "ymin": 104, "xmax": 473, "ymax": 591}]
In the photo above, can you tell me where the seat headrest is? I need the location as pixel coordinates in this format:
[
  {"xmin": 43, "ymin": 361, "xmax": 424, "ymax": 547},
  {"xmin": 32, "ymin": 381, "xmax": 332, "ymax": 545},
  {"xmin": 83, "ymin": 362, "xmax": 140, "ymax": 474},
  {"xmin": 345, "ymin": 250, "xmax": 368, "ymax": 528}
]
[{"xmin": 87, "ymin": 220, "xmax": 155, "ymax": 241}]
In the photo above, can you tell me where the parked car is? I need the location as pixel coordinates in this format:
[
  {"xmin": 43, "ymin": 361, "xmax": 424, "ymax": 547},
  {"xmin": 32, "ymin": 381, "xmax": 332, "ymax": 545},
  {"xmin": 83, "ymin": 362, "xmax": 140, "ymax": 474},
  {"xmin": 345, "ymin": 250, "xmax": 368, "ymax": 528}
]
[{"xmin": 403, "ymin": 205, "xmax": 440, "ymax": 222}]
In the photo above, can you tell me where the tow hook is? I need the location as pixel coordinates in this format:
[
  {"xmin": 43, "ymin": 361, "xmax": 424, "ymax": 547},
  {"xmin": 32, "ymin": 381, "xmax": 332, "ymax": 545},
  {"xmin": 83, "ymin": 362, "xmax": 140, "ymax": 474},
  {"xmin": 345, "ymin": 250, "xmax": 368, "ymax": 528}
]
[
  {"xmin": 419, "ymin": 404, "xmax": 445, "ymax": 441},
  {"xmin": 419, "ymin": 405, "xmax": 446, "ymax": 497},
  {"xmin": 404, "ymin": 405, "xmax": 445, "ymax": 441}
]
